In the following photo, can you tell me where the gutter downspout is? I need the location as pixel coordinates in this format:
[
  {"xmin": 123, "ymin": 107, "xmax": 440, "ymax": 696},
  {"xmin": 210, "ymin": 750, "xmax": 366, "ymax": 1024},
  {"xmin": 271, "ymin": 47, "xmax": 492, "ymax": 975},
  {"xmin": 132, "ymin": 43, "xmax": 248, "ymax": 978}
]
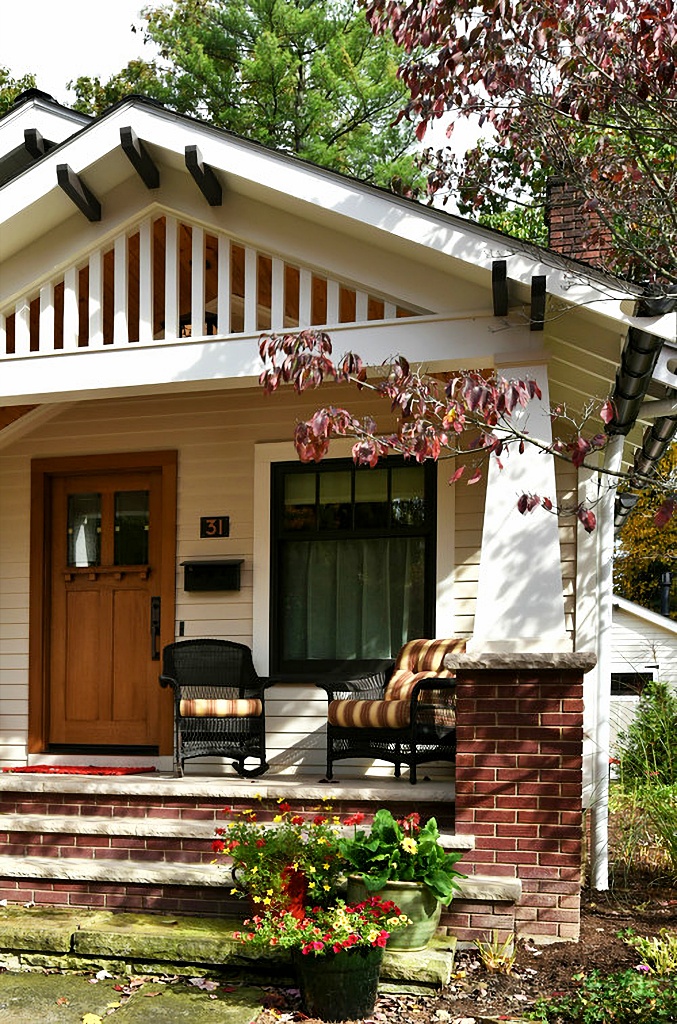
[{"xmin": 589, "ymin": 434, "xmax": 624, "ymax": 890}]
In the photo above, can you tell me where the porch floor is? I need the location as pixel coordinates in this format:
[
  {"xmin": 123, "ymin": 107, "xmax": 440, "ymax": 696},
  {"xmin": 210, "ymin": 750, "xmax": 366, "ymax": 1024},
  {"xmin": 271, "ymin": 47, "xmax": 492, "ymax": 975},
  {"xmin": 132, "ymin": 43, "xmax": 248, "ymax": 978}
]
[{"xmin": 0, "ymin": 769, "xmax": 455, "ymax": 804}]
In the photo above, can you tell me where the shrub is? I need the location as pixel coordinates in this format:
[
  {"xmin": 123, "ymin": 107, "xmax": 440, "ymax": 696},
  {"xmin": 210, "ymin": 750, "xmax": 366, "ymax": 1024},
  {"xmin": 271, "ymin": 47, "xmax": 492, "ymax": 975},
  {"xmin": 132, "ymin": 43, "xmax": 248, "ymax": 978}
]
[
  {"xmin": 622, "ymin": 928, "xmax": 677, "ymax": 975},
  {"xmin": 615, "ymin": 681, "xmax": 677, "ymax": 787},
  {"xmin": 527, "ymin": 969, "xmax": 677, "ymax": 1023}
]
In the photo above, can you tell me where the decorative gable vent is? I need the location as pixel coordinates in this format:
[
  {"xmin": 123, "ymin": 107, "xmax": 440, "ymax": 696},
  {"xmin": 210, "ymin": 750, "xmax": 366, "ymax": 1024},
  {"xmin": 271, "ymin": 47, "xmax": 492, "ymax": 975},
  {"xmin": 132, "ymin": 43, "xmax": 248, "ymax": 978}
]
[{"xmin": 1, "ymin": 213, "xmax": 421, "ymax": 358}]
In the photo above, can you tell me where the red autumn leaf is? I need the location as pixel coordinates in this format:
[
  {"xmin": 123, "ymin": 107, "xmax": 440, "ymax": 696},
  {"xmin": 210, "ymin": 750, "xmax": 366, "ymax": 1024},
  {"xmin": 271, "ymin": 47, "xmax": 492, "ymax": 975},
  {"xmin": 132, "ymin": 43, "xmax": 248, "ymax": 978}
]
[
  {"xmin": 449, "ymin": 465, "xmax": 466, "ymax": 483},
  {"xmin": 655, "ymin": 498, "xmax": 676, "ymax": 529}
]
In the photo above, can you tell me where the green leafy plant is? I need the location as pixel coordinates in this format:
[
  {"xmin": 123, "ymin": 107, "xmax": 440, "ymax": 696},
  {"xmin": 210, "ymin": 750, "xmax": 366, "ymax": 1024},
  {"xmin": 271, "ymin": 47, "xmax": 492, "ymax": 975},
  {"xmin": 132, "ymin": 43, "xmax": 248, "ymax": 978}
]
[
  {"xmin": 526, "ymin": 970, "xmax": 677, "ymax": 1023},
  {"xmin": 474, "ymin": 931, "xmax": 516, "ymax": 974},
  {"xmin": 607, "ymin": 786, "xmax": 673, "ymax": 884},
  {"xmin": 338, "ymin": 809, "xmax": 465, "ymax": 905},
  {"xmin": 615, "ymin": 681, "xmax": 677, "ymax": 787},
  {"xmin": 623, "ymin": 928, "xmax": 677, "ymax": 975},
  {"xmin": 213, "ymin": 801, "xmax": 343, "ymax": 909},
  {"xmin": 234, "ymin": 895, "xmax": 410, "ymax": 955},
  {"xmin": 642, "ymin": 786, "xmax": 677, "ymax": 876}
]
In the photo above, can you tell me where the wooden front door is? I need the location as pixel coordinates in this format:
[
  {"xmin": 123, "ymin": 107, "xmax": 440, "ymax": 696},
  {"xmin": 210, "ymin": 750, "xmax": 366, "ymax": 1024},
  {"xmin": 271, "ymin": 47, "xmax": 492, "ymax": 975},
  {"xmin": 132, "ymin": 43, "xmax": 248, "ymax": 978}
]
[{"xmin": 46, "ymin": 464, "xmax": 171, "ymax": 749}]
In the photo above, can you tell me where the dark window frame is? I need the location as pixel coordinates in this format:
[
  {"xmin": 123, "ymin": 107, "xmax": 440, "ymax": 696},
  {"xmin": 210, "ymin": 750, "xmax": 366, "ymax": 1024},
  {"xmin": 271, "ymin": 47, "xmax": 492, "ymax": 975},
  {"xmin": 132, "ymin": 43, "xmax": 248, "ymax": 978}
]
[
  {"xmin": 610, "ymin": 670, "xmax": 655, "ymax": 697},
  {"xmin": 270, "ymin": 457, "xmax": 437, "ymax": 679}
]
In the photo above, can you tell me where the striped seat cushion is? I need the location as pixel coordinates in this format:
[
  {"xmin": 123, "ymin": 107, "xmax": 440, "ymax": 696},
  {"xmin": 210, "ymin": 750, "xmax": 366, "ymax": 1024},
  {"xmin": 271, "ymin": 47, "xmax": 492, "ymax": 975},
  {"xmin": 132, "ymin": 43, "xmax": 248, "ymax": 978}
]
[
  {"xmin": 179, "ymin": 698, "xmax": 263, "ymax": 718},
  {"xmin": 328, "ymin": 698, "xmax": 410, "ymax": 729}
]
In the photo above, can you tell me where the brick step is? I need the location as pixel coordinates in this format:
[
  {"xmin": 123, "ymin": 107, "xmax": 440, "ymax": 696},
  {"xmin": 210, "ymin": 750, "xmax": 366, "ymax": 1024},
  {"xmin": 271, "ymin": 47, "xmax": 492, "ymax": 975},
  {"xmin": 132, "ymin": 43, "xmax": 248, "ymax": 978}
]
[
  {"xmin": 0, "ymin": 852, "xmax": 519, "ymax": 905},
  {"xmin": 0, "ymin": 811, "xmax": 474, "ymax": 848}
]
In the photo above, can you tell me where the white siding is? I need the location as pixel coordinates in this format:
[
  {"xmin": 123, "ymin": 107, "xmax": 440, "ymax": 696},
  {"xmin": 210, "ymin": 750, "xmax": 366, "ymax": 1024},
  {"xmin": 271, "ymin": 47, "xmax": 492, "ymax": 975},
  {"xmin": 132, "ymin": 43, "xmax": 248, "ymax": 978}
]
[{"xmin": 610, "ymin": 604, "xmax": 677, "ymax": 753}]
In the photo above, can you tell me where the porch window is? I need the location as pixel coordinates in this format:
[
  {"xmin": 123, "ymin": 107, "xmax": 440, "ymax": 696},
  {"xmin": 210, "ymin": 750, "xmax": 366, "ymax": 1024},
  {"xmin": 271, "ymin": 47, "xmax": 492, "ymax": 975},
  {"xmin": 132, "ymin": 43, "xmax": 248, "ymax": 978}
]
[
  {"xmin": 270, "ymin": 458, "xmax": 436, "ymax": 677},
  {"xmin": 611, "ymin": 670, "xmax": 655, "ymax": 697}
]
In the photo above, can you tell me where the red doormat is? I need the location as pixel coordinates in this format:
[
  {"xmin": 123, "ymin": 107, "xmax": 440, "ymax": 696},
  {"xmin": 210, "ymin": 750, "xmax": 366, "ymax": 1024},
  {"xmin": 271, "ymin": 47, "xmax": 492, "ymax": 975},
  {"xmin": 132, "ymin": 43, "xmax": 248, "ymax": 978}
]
[{"xmin": 2, "ymin": 765, "xmax": 157, "ymax": 776}]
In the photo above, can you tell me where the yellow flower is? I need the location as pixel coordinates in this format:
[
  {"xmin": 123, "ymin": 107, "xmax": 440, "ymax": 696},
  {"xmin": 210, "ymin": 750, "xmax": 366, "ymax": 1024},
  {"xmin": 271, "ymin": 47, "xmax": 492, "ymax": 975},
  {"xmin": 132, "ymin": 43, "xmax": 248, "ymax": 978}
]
[
  {"xmin": 308, "ymin": 866, "xmax": 316, "ymax": 873},
  {"xmin": 251, "ymin": 866, "xmax": 258, "ymax": 874},
  {"xmin": 230, "ymin": 888, "xmax": 240, "ymax": 895},
  {"xmin": 323, "ymin": 884, "xmax": 331, "ymax": 891},
  {"xmin": 401, "ymin": 837, "xmax": 418, "ymax": 855},
  {"xmin": 266, "ymin": 889, "xmax": 274, "ymax": 896},
  {"xmin": 273, "ymin": 814, "xmax": 283, "ymax": 823},
  {"xmin": 262, "ymin": 897, "xmax": 271, "ymax": 905},
  {"xmin": 323, "ymin": 863, "xmax": 330, "ymax": 869}
]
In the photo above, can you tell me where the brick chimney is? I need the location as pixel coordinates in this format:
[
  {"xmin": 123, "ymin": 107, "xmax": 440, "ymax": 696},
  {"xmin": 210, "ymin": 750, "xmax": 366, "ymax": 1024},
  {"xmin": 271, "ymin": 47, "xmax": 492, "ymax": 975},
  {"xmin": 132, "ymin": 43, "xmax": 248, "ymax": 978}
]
[{"xmin": 546, "ymin": 177, "xmax": 614, "ymax": 267}]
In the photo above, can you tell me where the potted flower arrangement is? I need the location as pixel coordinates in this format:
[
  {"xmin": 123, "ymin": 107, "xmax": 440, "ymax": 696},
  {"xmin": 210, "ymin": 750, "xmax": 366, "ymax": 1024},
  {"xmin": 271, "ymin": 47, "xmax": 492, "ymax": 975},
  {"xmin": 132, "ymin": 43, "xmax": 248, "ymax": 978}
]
[
  {"xmin": 212, "ymin": 801, "xmax": 343, "ymax": 916},
  {"xmin": 235, "ymin": 895, "xmax": 409, "ymax": 1021},
  {"xmin": 339, "ymin": 808, "xmax": 465, "ymax": 950}
]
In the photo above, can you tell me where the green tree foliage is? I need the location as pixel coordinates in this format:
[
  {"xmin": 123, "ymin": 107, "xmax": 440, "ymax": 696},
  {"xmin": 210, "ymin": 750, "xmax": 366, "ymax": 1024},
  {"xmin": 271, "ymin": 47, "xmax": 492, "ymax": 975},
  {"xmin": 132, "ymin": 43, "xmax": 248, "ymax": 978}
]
[
  {"xmin": 0, "ymin": 67, "xmax": 36, "ymax": 117},
  {"xmin": 70, "ymin": 0, "xmax": 420, "ymax": 188},
  {"xmin": 615, "ymin": 680, "xmax": 677, "ymax": 787},
  {"xmin": 614, "ymin": 445, "xmax": 677, "ymax": 619}
]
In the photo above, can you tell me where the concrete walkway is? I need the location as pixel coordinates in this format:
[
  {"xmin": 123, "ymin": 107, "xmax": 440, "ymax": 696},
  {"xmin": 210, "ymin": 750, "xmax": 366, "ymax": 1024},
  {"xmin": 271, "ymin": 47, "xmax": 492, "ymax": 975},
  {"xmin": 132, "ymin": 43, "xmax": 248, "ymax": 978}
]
[{"xmin": 0, "ymin": 971, "xmax": 264, "ymax": 1024}]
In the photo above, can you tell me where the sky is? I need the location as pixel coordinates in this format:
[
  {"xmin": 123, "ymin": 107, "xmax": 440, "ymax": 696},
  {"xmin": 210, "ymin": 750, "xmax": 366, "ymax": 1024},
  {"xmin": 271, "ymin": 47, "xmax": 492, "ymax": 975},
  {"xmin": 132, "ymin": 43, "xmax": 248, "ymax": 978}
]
[
  {"xmin": 1, "ymin": 0, "xmax": 155, "ymax": 105},
  {"xmin": 0, "ymin": 0, "xmax": 480, "ymax": 154}
]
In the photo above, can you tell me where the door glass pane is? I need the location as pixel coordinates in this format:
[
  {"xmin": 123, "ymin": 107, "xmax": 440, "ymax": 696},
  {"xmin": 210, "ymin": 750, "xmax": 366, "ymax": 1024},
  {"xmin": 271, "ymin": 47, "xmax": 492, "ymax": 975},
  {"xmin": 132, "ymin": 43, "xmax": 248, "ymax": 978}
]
[
  {"xmin": 67, "ymin": 493, "xmax": 101, "ymax": 567},
  {"xmin": 114, "ymin": 490, "xmax": 149, "ymax": 565},
  {"xmin": 319, "ymin": 471, "xmax": 351, "ymax": 529},
  {"xmin": 283, "ymin": 473, "xmax": 316, "ymax": 531}
]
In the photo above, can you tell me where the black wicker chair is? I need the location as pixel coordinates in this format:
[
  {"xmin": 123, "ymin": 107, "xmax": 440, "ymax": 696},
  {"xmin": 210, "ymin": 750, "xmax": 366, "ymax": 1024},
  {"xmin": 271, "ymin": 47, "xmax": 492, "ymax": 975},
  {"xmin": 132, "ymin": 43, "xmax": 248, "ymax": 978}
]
[
  {"xmin": 159, "ymin": 639, "xmax": 271, "ymax": 777},
  {"xmin": 317, "ymin": 638, "xmax": 466, "ymax": 785}
]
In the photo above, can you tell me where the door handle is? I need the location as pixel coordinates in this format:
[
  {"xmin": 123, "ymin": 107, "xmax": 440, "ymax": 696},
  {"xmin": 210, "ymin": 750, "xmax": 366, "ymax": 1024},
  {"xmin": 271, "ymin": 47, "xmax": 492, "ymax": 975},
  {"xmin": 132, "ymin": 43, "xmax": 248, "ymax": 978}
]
[{"xmin": 150, "ymin": 596, "xmax": 161, "ymax": 661}]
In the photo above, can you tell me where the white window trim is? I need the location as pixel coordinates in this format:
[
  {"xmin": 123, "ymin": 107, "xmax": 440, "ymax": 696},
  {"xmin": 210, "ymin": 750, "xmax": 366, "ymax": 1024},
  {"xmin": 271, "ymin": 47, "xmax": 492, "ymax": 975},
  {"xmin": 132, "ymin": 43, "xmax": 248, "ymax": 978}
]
[{"xmin": 252, "ymin": 441, "xmax": 456, "ymax": 674}]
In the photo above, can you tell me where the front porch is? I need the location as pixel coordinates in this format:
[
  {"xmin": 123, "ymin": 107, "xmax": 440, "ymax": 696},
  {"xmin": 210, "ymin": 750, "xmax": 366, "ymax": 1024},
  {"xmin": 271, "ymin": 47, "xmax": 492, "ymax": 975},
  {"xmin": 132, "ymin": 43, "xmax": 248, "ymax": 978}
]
[{"xmin": 0, "ymin": 650, "xmax": 589, "ymax": 947}]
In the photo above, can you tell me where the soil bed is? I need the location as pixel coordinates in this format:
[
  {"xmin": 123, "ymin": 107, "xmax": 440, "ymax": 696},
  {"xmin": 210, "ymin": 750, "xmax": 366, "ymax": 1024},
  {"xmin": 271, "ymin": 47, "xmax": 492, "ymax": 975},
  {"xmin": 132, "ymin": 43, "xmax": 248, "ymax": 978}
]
[{"xmin": 254, "ymin": 877, "xmax": 677, "ymax": 1023}]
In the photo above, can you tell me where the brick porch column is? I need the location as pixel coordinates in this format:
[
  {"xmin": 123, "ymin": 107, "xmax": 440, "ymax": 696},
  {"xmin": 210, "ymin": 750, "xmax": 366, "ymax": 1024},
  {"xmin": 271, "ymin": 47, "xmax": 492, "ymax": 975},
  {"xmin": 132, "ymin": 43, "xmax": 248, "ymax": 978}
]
[{"xmin": 444, "ymin": 652, "xmax": 596, "ymax": 942}]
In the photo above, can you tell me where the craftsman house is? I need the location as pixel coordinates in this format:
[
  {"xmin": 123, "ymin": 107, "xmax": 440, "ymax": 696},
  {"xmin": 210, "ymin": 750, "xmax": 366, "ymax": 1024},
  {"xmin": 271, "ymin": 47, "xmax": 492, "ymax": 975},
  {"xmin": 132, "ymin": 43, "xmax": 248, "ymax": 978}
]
[{"xmin": 0, "ymin": 88, "xmax": 675, "ymax": 943}]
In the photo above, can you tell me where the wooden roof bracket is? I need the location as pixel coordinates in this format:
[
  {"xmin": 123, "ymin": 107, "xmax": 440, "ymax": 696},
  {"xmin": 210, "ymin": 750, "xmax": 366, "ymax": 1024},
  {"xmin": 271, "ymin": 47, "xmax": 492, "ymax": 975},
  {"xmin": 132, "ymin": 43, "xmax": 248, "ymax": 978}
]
[
  {"xmin": 530, "ymin": 274, "xmax": 546, "ymax": 331},
  {"xmin": 121, "ymin": 126, "xmax": 160, "ymax": 189},
  {"xmin": 24, "ymin": 128, "xmax": 47, "ymax": 160},
  {"xmin": 492, "ymin": 259, "xmax": 509, "ymax": 316},
  {"xmin": 185, "ymin": 145, "xmax": 222, "ymax": 206},
  {"xmin": 57, "ymin": 163, "xmax": 102, "ymax": 221}
]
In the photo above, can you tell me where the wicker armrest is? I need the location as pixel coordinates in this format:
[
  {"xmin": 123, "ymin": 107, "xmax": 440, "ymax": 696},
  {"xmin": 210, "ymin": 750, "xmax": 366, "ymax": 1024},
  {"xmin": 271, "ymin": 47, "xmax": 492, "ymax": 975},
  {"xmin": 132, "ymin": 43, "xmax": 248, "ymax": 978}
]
[{"xmin": 316, "ymin": 662, "xmax": 395, "ymax": 702}]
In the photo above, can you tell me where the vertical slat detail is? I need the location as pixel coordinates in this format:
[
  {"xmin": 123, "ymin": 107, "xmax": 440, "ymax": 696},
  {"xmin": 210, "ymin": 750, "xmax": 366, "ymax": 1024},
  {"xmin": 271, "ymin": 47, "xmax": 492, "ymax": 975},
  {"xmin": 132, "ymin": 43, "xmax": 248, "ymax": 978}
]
[
  {"xmin": 217, "ymin": 234, "xmax": 231, "ymax": 335},
  {"xmin": 355, "ymin": 291, "xmax": 368, "ymax": 323},
  {"xmin": 191, "ymin": 224, "xmax": 205, "ymax": 338},
  {"xmin": 384, "ymin": 301, "xmax": 397, "ymax": 319},
  {"xmin": 164, "ymin": 215, "xmax": 179, "ymax": 340},
  {"xmin": 14, "ymin": 298, "xmax": 31, "ymax": 355},
  {"xmin": 0, "ymin": 313, "xmax": 5, "ymax": 356},
  {"xmin": 40, "ymin": 281, "xmax": 55, "ymax": 353},
  {"xmin": 244, "ymin": 245, "xmax": 257, "ymax": 333},
  {"xmin": 62, "ymin": 267, "xmax": 79, "ymax": 349},
  {"xmin": 113, "ymin": 235, "xmax": 128, "ymax": 345},
  {"xmin": 299, "ymin": 268, "xmax": 312, "ymax": 326},
  {"xmin": 138, "ymin": 218, "xmax": 153, "ymax": 343},
  {"xmin": 326, "ymin": 279, "xmax": 340, "ymax": 325},
  {"xmin": 88, "ymin": 251, "xmax": 103, "ymax": 347},
  {"xmin": 271, "ymin": 257, "xmax": 284, "ymax": 331}
]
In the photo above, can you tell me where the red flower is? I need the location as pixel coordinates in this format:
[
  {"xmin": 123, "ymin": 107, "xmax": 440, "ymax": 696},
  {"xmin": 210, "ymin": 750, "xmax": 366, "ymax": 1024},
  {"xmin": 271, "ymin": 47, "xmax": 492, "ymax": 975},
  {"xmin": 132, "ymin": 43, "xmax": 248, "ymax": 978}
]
[
  {"xmin": 291, "ymin": 815, "xmax": 305, "ymax": 825},
  {"xmin": 344, "ymin": 812, "xmax": 365, "ymax": 826},
  {"xmin": 256, "ymin": 839, "xmax": 266, "ymax": 848},
  {"xmin": 211, "ymin": 839, "xmax": 225, "ymax": 853},
  {"xmin": 228, "ymin": 840, "xmax": 240, "ymax": 851},
  {"xmin": 214, "ymin": 826, "xmax": 226, "ymax": 835},
  {"xmin": 278, "ymin": 801, "xmax": 292, "ymax": 813},
  {"xmin": 313, "ymin": 815, "xmax": 328, "ymax": 825}
]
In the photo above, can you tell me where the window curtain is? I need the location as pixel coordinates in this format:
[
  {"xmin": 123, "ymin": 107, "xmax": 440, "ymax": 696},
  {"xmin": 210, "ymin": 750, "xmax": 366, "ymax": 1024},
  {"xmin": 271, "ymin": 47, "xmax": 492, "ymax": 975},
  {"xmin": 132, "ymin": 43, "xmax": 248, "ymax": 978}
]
[{"xmin": 281, "ymin": 537, "xmax": 425, "ymax": 661}]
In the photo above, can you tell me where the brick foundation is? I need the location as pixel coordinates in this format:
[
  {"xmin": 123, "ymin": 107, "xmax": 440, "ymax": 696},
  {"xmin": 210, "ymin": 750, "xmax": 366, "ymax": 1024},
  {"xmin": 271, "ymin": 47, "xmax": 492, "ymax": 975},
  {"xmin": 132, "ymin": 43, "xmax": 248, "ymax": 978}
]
[{"xmin": 444, "ymin": 651, "xmax": 594, "ymax": 943}]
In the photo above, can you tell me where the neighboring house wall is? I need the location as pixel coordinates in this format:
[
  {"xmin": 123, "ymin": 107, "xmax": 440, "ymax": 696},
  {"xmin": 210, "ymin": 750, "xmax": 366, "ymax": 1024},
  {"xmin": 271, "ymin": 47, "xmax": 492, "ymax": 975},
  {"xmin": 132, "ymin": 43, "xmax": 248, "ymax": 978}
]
[{"xmin": 610, "ymin": 598, "xmax": 677, "ymax": 753}]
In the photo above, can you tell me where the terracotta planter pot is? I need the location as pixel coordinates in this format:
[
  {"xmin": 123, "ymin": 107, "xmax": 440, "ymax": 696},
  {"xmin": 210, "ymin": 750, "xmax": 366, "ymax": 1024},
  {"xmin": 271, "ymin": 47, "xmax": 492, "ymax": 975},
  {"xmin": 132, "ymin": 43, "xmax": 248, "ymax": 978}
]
[{"xmin": 346, "ymin": 876, "xmax": 442, "ymax": 951}]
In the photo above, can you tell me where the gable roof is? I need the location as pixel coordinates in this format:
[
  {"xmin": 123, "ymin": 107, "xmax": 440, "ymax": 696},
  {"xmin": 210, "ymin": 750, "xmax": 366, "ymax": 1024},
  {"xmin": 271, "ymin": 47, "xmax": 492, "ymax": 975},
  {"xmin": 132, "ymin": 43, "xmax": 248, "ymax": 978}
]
[
  {"xmin": 0, "ymin": 91, "xmax": 675, "ymax": 504},
  {"xmin": 613, "ymin": 595, "xmax": 677, "ymax": 635}
]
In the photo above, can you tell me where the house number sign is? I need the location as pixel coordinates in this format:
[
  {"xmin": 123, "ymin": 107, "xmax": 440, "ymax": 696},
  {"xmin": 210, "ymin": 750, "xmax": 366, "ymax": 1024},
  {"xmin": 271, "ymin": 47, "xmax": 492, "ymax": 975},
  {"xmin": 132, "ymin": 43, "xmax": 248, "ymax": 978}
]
[{"xmin": 200, "ymin": 515, "xmax": 230, "ymax": 538}]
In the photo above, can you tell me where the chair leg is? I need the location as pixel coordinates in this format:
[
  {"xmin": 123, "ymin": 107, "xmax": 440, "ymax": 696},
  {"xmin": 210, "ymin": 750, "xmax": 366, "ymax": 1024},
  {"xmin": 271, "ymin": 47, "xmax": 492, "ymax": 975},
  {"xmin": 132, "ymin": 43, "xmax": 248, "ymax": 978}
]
[{"xmin": 233, "ymin": 759, "xmax": 269, "ymax": 779}]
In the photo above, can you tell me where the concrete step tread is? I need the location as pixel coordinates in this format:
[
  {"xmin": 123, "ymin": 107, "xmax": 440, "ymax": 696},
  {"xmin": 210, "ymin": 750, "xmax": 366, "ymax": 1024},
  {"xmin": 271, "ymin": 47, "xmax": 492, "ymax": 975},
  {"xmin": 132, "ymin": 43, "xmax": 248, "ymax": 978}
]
[
  {"xmin": 0, "ymin": 854, "xmax": 519, "ymax": 901},
  {"xmin": 0, "ymin": 906, "xmax": 457, "ymax": 987},
  {"xmin": 0, "ymin": 813, "xmax": 475, "ymax": 849}
]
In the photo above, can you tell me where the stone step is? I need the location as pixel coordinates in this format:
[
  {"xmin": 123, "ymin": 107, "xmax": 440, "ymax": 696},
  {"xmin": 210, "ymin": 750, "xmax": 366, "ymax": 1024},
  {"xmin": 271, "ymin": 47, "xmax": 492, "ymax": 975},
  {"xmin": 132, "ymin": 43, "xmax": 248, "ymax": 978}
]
[
  {"xmin": 0, "ymin": 853, "xmax": 520, "ymax": 904},
  {"xmin": 0, "ymin": 905, "xmax": 457, "ymax": 988},
  {"xmin": 0, "ymin": 813, "xmax": 475, "ymax": 856}
]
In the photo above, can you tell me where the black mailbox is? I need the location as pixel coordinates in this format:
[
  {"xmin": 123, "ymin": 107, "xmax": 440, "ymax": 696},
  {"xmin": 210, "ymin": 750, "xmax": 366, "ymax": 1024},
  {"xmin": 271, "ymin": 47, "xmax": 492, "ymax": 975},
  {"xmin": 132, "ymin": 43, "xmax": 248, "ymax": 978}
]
[{"xmin": 182, "ymin": 560, "xmax": 243, "ymax": 592}]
